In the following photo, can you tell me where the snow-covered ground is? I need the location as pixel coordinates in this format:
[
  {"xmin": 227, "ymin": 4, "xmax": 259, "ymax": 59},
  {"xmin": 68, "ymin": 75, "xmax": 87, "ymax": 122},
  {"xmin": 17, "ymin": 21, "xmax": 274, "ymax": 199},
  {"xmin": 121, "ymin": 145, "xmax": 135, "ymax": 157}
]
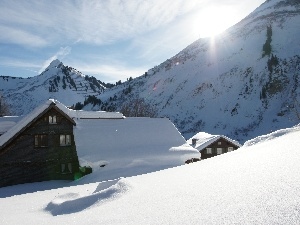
[{"xmin": 1, "ymin": 124, "xmax": 299, "ymax": 224}]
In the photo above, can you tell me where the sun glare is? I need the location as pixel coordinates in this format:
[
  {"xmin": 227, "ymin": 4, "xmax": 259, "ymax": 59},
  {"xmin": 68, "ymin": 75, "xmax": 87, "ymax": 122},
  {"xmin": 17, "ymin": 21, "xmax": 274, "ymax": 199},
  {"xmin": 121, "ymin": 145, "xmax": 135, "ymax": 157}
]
[{"xmin": 192, "ymin": 6, "xmax": 237, "ymax": 38}]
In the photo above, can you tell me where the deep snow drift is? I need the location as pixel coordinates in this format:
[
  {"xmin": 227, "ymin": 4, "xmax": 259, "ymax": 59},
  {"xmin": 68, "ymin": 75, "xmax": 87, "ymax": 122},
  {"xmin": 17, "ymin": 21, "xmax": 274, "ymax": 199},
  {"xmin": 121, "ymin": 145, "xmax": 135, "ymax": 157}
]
[{"xmin": 1, "ymin": 124, "xmax": 300, "ymax": 224}]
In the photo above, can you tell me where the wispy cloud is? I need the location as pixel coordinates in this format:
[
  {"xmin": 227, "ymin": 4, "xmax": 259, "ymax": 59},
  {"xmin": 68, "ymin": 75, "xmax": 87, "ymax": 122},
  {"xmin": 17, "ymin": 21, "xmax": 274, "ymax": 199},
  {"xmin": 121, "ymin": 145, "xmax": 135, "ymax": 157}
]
[
  {"xmin": 0, "ymin": 57, "xmax": 42, "ymax": 76},
  {"xmin": 0, "ymin": 25, "xmax": 48, "ymax": 47},
  {"xmin": 0, "ymin": 0, "xmax": 260, "ymax": 49},
  {"xmin": 0, "ymin": 58, "xmax": 40, "ymax": 69},
  {"xmin": 0, "ymin": 0, "xmax": 266, "ymax": 81},
  {"xmin": 38, "ymin": 47, "xmax": 71, "ymax": 74},
  {"xmin": 0, "ymin": 0, "xmax": 204, "ymax": 47}
]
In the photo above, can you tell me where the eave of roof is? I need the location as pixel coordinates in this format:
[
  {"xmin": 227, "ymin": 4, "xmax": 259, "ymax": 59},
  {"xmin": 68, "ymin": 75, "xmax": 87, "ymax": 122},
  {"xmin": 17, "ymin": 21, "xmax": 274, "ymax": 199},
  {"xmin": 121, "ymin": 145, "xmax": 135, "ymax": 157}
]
[
  {"xmin": 0, "ymin": 100, "xmax": 75, "ymax": 150},
  {"xmin": 0, "ymin": 99, "xmax": 124, "ymax": 151},
  {"xmin": 188, "ymin": 132, "xmax": 241, "ymax": 152}
]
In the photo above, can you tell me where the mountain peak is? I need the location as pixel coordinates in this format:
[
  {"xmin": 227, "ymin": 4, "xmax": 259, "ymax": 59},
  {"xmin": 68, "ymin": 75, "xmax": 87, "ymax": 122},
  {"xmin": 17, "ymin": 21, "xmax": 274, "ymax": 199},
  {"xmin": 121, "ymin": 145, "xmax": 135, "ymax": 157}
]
[
  {"xmin": 48, "ymin": 59, "xmax": 63, "ymax": 69},
  {"xmin": 38, "ymin": 59, "xmax": 64, "ymax": 76}
]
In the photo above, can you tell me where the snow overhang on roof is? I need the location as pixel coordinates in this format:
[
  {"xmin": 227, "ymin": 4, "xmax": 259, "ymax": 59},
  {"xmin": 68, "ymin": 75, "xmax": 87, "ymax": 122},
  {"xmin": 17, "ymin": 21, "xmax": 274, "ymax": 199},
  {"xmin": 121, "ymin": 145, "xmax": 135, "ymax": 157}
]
[
  {"xmin": 169, "ymin": 143, "xmax": 199, "ymax": 153},
  {"xmin": 51, "ymin": 99, "xmax": 124, "ymax": 119},
  {"xmin": 72, "ymin": 111, "xmax": 124, "ymax": 119},
  {"xmin": 187, "ymin": 132, "xmax": 242, "ymax": 152},
  {"xmin": 0, "ymin": 100, "xmax": 57, "ymax": 148},
  {"xmin": 0, "ymin": 116, "xmax": 21, "ymax": 135}
]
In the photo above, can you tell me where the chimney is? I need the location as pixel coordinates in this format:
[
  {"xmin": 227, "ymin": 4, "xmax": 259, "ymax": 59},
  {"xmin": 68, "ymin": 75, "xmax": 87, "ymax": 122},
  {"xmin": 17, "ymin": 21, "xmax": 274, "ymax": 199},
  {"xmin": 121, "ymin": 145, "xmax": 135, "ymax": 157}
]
[{"xmin": 192, "ymin": 138, "xmax": 197, "ymax": 145}]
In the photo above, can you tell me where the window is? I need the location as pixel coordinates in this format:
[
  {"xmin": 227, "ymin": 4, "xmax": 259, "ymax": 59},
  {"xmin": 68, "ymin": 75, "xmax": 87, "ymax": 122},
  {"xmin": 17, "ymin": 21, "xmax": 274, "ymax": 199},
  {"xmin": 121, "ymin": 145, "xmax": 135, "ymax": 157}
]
[
  {"xmin": 206, "ymin": 148, "xmax": 212, "ymax": 154},
  {"xmin": 49, "ymin": 115, "xmax": 57, "ymax": 124},
  {"xmin": 218, "ymin": 141, "xmax": 222, "ymax": 145},
  {"xmin": 61, "ymin": 163, "xmax": 72, "ymax": 173},
  {"xmin": 217, "ymin": 148, "xmax": 223, "ymax": 154},
  {"xmin": 34, "ymin": 135, "xmax": 48, "ymax": 147},
  {"xmin": 228, "ymin": 147, "xmax": 234, "ymax": 152},
  {"xmin": 60, "ymin": 134, "xmax": 71, "ymax": 146}
]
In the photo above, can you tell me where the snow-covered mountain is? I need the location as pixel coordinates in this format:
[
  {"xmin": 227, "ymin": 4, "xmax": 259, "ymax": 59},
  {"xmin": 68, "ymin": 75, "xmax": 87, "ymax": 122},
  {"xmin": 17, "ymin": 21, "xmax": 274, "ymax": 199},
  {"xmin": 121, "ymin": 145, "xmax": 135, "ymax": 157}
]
[
  {"xmin": 1, "ymin": 0, "xmax": 299, "ymax": 142},
  {"xmin": 98, "ymin": 0, "xmax": 300, "ymax": 142},
  {"xmin": 0, "ymin": 59, "xmax": 106, "ymax": 115}
]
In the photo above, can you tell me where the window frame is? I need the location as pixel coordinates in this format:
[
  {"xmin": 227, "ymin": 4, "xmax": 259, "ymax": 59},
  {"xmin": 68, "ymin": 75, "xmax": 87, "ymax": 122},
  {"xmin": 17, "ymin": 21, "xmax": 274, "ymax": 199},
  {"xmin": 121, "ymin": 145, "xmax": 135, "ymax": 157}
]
[
  {"xmin": 34, "ymin": 134, "xmax": 48, "ymax": 148},
  {"xmin": 217, "ymin": 148, "xmax": 223, "ymax": 154},
  {"xmin": 228, "ymin": 147, "xmax": 234, "ymax": 152},
  {"xmin": 61, "ymin": 163, "xmax": 72, "ymax": 174},
  {"xmin": 60, "ymin": 134, "xmax": 71, "ymax": 146},
  {"xmin": 206, "ymin": 148, "xmax": 212, "ymax": 154},
  {"xmin": 49, "ymin": 115, "xmax": 57, "ymax": 124}
]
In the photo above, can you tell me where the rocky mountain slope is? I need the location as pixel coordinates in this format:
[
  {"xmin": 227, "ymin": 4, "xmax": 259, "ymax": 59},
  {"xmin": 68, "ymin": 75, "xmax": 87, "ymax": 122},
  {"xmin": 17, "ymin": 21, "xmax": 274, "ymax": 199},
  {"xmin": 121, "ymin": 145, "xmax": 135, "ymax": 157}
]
[{"xmin": 1, "ymin": 0, "xmax": 299, "ymax": 143}]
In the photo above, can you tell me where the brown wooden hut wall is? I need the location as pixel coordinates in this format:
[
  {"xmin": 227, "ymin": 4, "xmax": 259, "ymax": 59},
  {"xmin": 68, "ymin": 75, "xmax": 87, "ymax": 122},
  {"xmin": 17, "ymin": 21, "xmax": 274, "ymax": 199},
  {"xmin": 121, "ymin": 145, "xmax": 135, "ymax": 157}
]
[
  {"xmin": 0, "ymin": 108, "xmax": 79, "ymax": 187},
  {"xmin": 200, "ymin": 137, "xmax": 239, "ymax": 160}
]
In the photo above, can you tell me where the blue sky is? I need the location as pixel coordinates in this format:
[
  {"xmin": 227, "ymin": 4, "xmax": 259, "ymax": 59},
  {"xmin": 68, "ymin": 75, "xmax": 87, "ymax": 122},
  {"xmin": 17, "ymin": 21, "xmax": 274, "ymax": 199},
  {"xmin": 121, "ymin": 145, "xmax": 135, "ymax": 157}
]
[{"xmin": 0, "ymin": 0, "xmax": 265, "ymax": 83}]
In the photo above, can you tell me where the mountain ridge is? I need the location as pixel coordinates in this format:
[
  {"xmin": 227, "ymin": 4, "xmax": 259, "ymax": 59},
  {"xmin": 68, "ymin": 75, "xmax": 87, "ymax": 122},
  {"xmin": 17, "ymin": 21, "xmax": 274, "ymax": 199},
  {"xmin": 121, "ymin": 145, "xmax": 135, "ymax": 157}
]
[
  {"xmin": 1, "ymin": 0, "xmax": 299, "ymax": 142},
  {"xmin": 97, "ymin": 0, "xmax": 300, "ymax": 142}
]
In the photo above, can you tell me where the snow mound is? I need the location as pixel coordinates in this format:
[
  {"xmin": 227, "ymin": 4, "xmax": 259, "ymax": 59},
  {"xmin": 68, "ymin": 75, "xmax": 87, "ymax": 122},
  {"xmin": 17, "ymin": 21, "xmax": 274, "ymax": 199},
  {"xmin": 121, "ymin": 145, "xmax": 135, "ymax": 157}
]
[
  {"xmin": 45, "ymin": 178, "xmax": 130, "ymax": 216},
  {"xmin": 1, "ymin": 124, "xmax": 300, "ymax": 224},
  {"xmin": 244, "ymin": 123, "xmax": 300, "ymax": 147}
]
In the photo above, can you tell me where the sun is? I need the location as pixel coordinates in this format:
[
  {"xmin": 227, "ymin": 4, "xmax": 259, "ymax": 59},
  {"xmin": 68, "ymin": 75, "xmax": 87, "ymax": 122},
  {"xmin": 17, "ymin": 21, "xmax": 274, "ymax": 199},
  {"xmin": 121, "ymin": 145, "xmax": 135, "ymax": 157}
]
[{"xmin": 191, "ymin": 6, "xmax": 238, "ymax": 38}]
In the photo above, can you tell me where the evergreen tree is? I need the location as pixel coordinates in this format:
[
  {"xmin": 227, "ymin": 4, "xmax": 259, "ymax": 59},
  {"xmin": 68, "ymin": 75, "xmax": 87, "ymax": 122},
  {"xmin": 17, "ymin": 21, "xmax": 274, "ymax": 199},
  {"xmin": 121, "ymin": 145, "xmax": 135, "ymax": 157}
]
[
  {"xmin": 120, "ymin": 98, "xmax": 157, "ymax": 117},
  {"xmin": 262, "ymin": 25, "xmax": 272, "ymax": 57}
]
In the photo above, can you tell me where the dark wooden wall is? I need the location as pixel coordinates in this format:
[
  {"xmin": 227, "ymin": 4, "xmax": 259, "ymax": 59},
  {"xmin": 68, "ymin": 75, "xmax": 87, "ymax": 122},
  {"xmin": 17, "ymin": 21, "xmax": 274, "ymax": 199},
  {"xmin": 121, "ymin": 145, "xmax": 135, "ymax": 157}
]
[
  {"xmin": 0, "ymin": 108, "xmax": 79, "ymax": 187},
  {"xmin": 200, "ymin": 137, "xmax": 239, "ymax": 160}
]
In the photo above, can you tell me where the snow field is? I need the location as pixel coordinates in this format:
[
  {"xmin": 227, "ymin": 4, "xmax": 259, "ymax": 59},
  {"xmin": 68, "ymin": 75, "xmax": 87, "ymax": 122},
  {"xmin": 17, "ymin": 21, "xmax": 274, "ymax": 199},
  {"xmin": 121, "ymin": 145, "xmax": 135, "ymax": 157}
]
[{"xmin": 1, "ymin": 124, "xmax": 300, "ymax": 224}]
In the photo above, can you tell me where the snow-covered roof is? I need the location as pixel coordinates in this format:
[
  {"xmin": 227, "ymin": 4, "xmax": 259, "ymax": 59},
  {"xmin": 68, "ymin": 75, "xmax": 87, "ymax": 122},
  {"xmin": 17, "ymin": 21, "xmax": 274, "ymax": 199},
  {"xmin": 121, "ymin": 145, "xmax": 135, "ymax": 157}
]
[
  {"xmin": 74, "ymin": 117, "xmax": 199, "ymax": 182},
  {"xmin": 187, "ymin": 132, "xmax": 242, "ymax": 152},
  {"xmin": 52, "ymin": 100, "xmax": 124, "ymax": 119},
  {"xmin": 0, "ymin": 100, "xmax": 59, "ymax": 148},
  {"xmin": 0, "ymin": 99, "xmax": 124, "ymax": 148},
  {"xmin": 0, "ymin": 116, "xmax": 21, "ymax": 135},
  {"xmin": 169, "ymin": 142, "xmax": 198, "ymax": 152},
  {"xmin": 71, "ymin": 110, "xmax": 124, "ymax": 119}
]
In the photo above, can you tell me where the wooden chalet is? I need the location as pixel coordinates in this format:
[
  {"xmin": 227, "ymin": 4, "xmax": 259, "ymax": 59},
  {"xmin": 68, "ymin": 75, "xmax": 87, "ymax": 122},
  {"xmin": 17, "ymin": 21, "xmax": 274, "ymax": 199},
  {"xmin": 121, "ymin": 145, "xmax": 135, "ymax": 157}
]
[
  {"xmin": 188, "ymin": 132, "xmax": 241, "ymax": 159},
  {"xmin": 0, "ymin": 99, "xmax": 200, "ymax": 187},
  {"xmin": 0, "ymin": 100, "xmax": 79, "ymax": 187}
]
